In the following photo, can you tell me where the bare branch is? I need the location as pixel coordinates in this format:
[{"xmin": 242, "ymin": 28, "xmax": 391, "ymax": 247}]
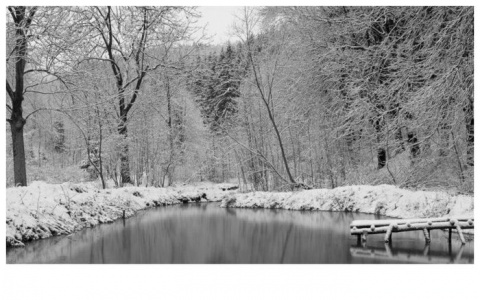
[{"xmin": 6, "ymin": 80, "xmax": 15, "ymax": 101}]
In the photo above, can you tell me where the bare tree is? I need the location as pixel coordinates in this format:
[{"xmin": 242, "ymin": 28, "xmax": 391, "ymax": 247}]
[
  {"xmin": 6, "ymin": 7, "xmax": 38, "ymax": 186},
  {"xmin": 75, "ymin": 6, "xmax": 198, "ymax": 184},
  {"xmin": 235, "ymin": 7, "xmax": 297, "ymax": 187}
]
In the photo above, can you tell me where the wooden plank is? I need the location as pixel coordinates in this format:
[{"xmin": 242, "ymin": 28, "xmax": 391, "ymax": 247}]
[
  {"xmin": 351, "ymin": 217, "xmax": 472, "ymax": 228},
  {"xmin": 351, "ymin": 221, "xmax": 473, "ymax": 235}
]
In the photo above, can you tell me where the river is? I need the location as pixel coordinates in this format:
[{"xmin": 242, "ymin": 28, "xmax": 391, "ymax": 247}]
[{"xmin": 7, "ymin": 202, "xmax": 473, "ymax": 264}]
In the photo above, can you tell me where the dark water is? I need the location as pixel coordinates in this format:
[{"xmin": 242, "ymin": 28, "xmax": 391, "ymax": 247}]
[{"xmin": 7, "ymin": 203, "xmax": 473, "ymax": 264}]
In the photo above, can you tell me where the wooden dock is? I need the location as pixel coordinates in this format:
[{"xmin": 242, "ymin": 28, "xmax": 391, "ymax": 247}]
[{"xmin": 350, "ymin": 217, "xmax": 474, "ymax": 245}]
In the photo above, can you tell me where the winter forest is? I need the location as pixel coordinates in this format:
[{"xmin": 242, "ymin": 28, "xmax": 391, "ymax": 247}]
[{"xmin": 6, "ymin": 6, "xmax": 474, "ymax": 193}]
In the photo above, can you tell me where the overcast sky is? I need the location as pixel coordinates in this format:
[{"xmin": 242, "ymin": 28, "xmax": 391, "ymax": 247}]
[{"xmin": 196, "ymin": 6, "xmax": 243, "ymax": 45}]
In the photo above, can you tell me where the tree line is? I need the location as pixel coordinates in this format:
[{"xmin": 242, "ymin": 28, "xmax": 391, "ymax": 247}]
[{"xmin": 6, "ymin": 6, "xmax": 473, "ymax": 193}]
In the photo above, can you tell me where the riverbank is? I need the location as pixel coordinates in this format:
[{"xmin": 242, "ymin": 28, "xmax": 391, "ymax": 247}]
[
  {"xmin": 6, "ymin": 183, "xmax": 474, "ymax": 247},
  {"xmin": 220, "ymin": 184, "xmax": 474, "ymax": 222},
  {"xmin": 6, "ymin": 181, "xmax": 234, "ymax": 247}
]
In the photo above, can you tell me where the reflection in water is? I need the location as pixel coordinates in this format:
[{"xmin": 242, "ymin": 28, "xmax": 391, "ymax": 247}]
[
  {"xmin": 7, "ymin": 203, "xmax": 474, "ymax": 264},
  {"xmin": 350, "ymin": 243, "xmax": 472, "ymax": 264}
]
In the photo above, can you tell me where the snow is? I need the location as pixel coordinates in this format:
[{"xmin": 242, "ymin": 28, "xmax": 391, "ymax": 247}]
[
  {"xmin": 220, "ymin": 184, "xmax": 474, "ymax": 221},
  {"xmin": 6, "ymin": 182, "xmax": 473, "ymax": 247},
  {"xmin": 6, "ymin": 181, "xmax": 236, "ymax": 247}
]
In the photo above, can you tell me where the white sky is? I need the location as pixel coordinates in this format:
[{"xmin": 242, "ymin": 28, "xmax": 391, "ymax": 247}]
[{"xmin": 196, "ymin": 6, "xmax": 243, "ymax": 45}]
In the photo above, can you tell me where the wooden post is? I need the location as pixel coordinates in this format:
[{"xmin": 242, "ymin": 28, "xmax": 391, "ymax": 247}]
[
  {"xmin": 123, "ymin": 209, "xmax": 126, "ymax": 219},
  {"xmin": 448, "ymin": 228, "xmax": 452, "ymax": 244},
  {"xmin": 357, "ymin": 234, "xmax": 361, "ymax": 245},
  {"xmin": 455, "ymin": 221, "xmax": 466, "ymax": 244},
  {"xmin": 423, "ymin": 228, "xmax": 431, "ymax": 244},
  {"xmin": 361, "ymin": 231, "xmax": 368, "ymax": 247},
  {"xmin": 384, "ymin": 224, "xmax": 394, "ymax": 244}
]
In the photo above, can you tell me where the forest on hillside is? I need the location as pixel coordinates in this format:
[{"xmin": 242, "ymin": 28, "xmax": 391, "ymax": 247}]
[{"xmin": 6, "ymin": 6, "xmax": 474, "ymax": 193}]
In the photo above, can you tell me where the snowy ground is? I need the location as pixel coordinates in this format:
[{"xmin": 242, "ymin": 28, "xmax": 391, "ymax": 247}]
[
  {"xmin": 6, "ymin": 181, "xmax": 236, "ymax": 247},
  {"xmin": 221, "ymin": 184, "xmax": 474, "ymax": 221},
  {"xmin": 7, "ymin": 182, "xmax": 473, "ymax": 247}
]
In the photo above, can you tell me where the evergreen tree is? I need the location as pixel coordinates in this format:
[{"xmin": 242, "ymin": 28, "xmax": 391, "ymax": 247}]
[{"xmin": 188, "ymin": 44, "xmax": 244, "ymax": 133}]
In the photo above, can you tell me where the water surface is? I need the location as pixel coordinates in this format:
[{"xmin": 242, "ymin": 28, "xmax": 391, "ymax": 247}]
[{"xmin": 7, "ymin": 203, "xmax": 473, "ymax": 264}]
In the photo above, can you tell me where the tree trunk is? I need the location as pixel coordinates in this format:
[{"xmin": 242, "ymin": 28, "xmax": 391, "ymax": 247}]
[
  {"xmin": 9, "ymin": 114, "xmax": 27, "ymax": 186},
  {"xmin": 465, "ymin": 96, "xmax": 474, "ymax": 166},
  {"xmin": 118, "ymin": 114, "xmax": 131, "ymax": 184},
  {"xmin": 377, "ymin": 148, "xmax": 386, "ymax": 169},
  {"xmin": 165, "ymin": 75, "xmax": 175, "ymax": 185},
  {"xmin": 466, "ymin": 117, "xmax": 474, "ymax": 166},
  {"xmin": 246, "ymin": 43, "xmax": 296, "ymax": 186},
  {"xmin": 6, "ymin": 7, "xmax": 36, "ymax": 187},
  {"xmin": 407, "ymin": 132, "xmax": 420, "ymax": 159},
  {"xmin": 98, "ymin": 117, "xmax": 106, "ymax": 189},
  {"xmin": 373, "ymin": 117, "xmax": 386, "ymax": 169}
]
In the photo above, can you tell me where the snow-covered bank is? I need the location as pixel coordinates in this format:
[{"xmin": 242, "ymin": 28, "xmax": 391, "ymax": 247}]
[
  {"xmin": 7, "ymin": 183, "xmax": 474, "ymax": 247},
  {"xmin": 220, "ymin": 185, "xmax": 474, "ymax": 222},
  {"xmin": 6, "ymin": 181, "xmax": 234, "ymax": 247}
]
